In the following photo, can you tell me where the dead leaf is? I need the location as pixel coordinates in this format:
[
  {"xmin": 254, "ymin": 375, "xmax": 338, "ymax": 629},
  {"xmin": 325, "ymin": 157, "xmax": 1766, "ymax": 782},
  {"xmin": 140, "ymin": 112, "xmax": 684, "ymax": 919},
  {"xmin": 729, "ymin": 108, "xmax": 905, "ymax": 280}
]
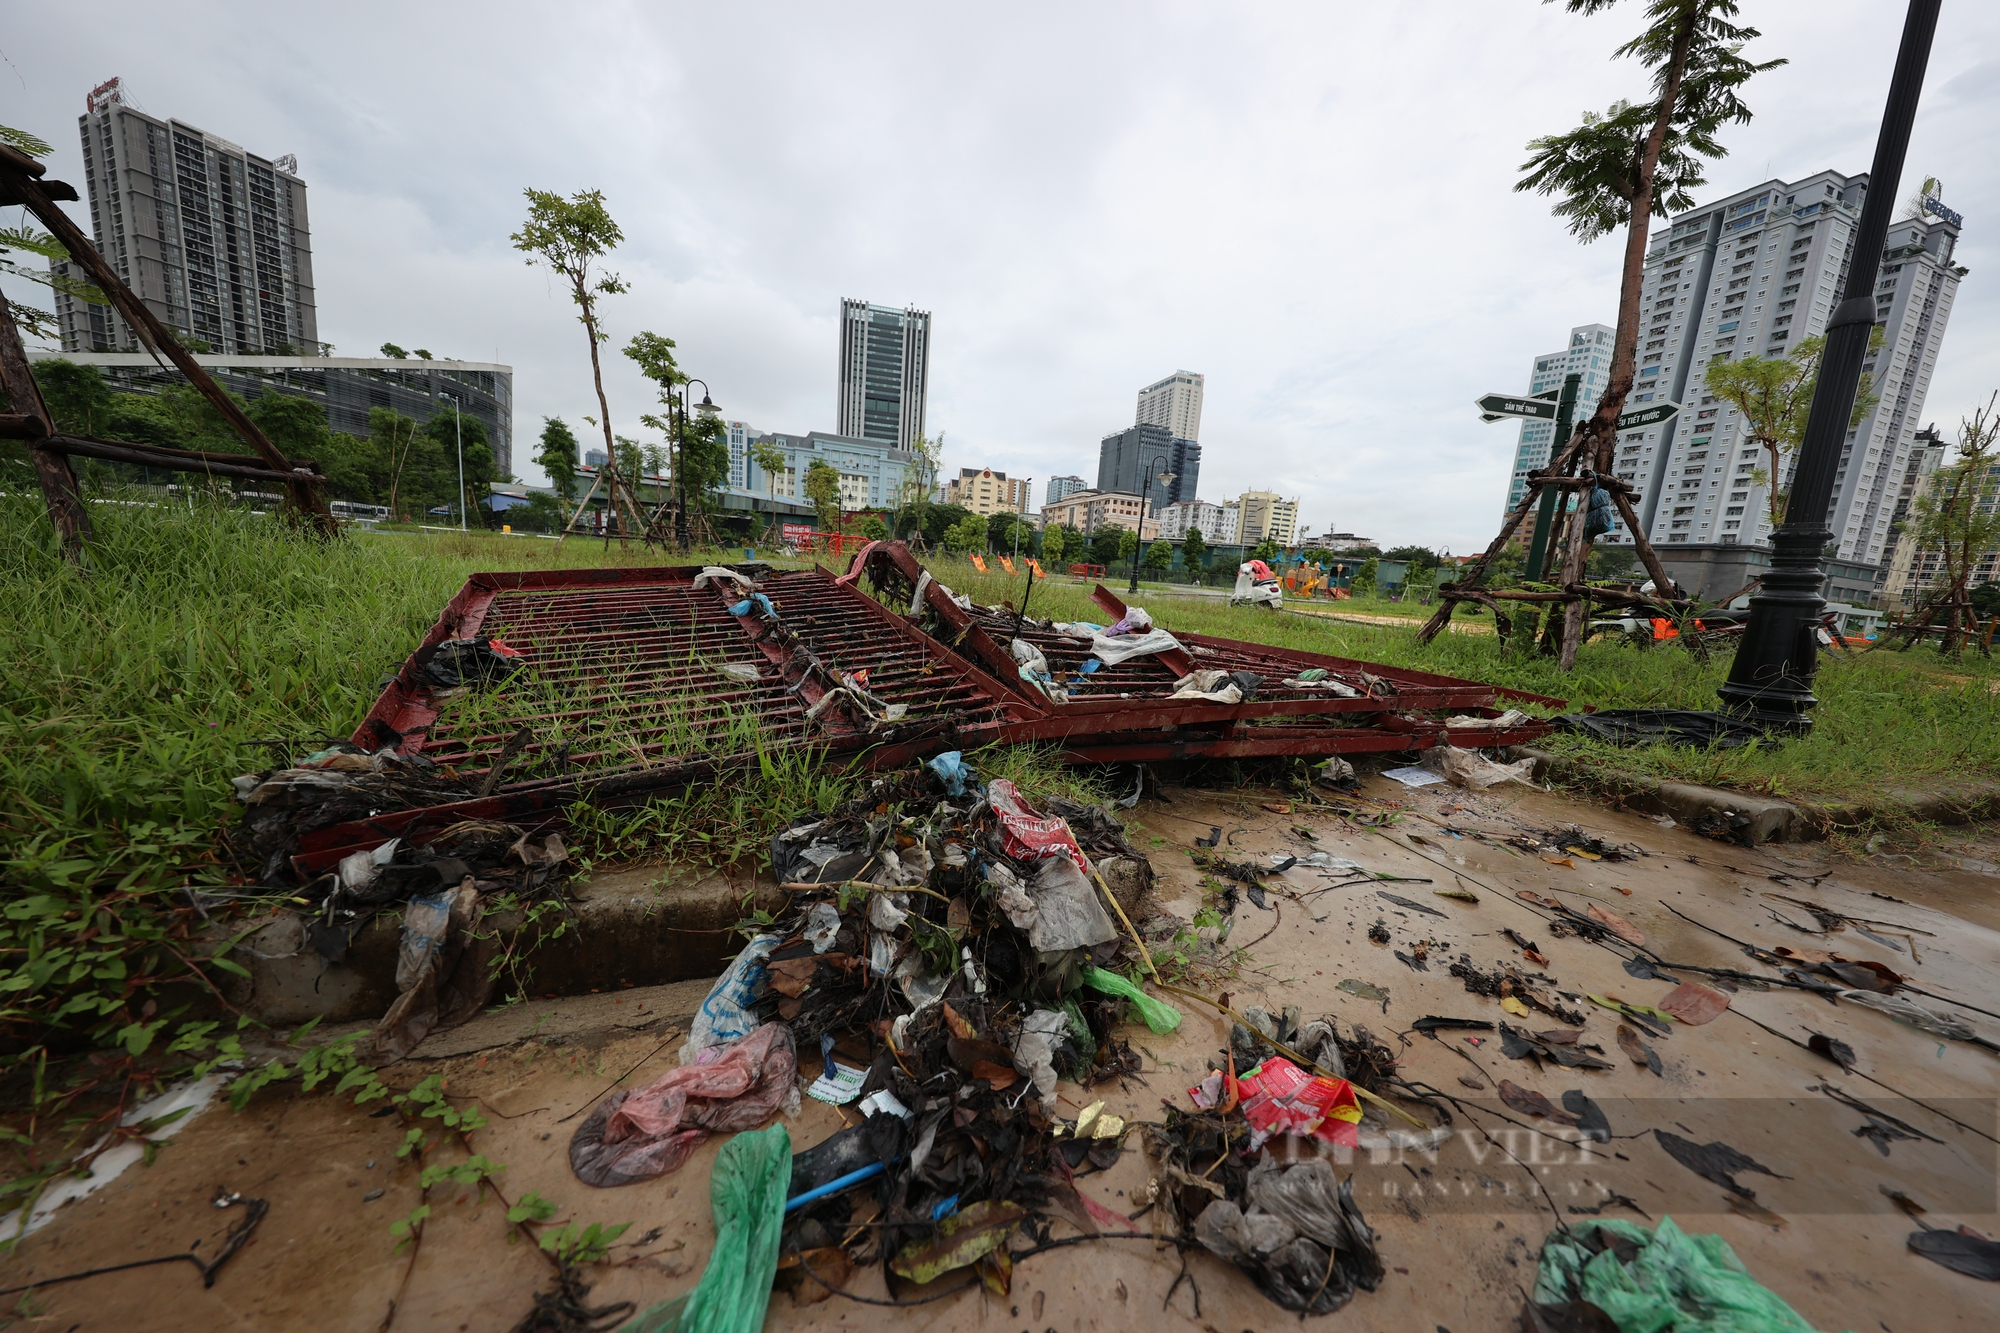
[
  {"xmin": 1542, "ymin": 856, "xmax": 1577, "ymax": 869},
  {"xmin": 789, "ymin": 1247, "xmax": 852, "ymax": 1305},
  {"xmin": 1524, "ymin": 947, "xmax": 1551, "ymax": 967},
  {"xmin": 971, "ymin": 1060, "xmax": 1019, "ymax": 1089},
  {"xmin": 1563, "ymin": 846, "xmax": 1604, "ymax": 861},
  {"xmin": 1435, "ymin": 886, "xmax": 1480, "ymax": 903},
  {"xmin": 1726, "ymin": 1195, "xmax": 1788, "ymax": 1230},
  {"xmin": 1653, "ymin": 1130, "xmax": 1784, "ymax": 1199},
  {"xmin": 1262, "ymin": 801, "xmax": 1293, "ymax": 815},
  {"xmin": 1616, "ymin": 1024, "xmax": 1662, "ymax": 1076},
  {"xmin": 1773, "ymin": 945, "xmax": 1840, "ymax": 966},
  {"xmin": 766, "ymin": 956, "xmax": 818, "ymax": 997},
  {"xmin": 1457, "ymin": 1075, "xmax": 1487, "ymax": 1090},
  {"xmin": 890, "ymin": 1200, "xmax": 1026, "ymax": 1283},
  {"xmin": 948, "ymin": 1035, "xmax": 1015, "ymax": 1074},
  {"xmin": 1820, "ymin": 959, "xmax": 1904, "ymax": 993},
  {"xmin": 1501, "ymin": 996, "xmax": 1530, "ymax": 1017},
  {"xmin": 1585, "ymin": 903, "xmax": 1645, "ymax": 946},
  {"xmin": 1907, "ymin": 1229, "xmax": 2000, "ymax": 1281},
  {"xmin": 1497, "ymin": 1079, "xmax": 1577, "ymax": 1125},
  {"xmin": 947, "ymin": 896, "xmax": 973, "ymax": 931},
  {"xmin": 1807, "ymin": 1033, "xmax": 1856, "ymax": 1070},
  {"xmin": 976, "ymin": 1244, "xmax": 1014, "ymax": 1296},
  {"xmin": 1536, "ymin": 1028, "xmax": 1585, "ymax": 1045},
  {"xmin": 1657, "ymin": 981, "xmax": 1730, "ymax": 1026},
  {"xmin": 941, "ymin": 1003, "xmax": 977, "ymax": 1040}
]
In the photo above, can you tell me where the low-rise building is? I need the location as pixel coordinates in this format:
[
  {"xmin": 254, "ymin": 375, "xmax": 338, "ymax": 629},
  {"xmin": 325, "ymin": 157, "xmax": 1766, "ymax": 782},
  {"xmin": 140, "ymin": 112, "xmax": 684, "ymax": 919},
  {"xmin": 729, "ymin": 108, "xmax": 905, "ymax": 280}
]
[
  {"xmin": 943, "ymin": 467, "xmax": 1029, "ymax": 516},
  {"xmin": 1040, "ymin": 488, "xmax": 1159, "ymax": 540},
  {"xmin": 1156, "ymin": 499, "xmax": 1233, "ymax": 543},
  {"xmin": 1879, "ymin": 456, "xmax": 2000, "ymax": 611},
  {"xmin": 742, "ymin": 430, "xmax": 915, "ymax": 511},
  {"xmin": 1300, "ymin": 530, "xmax": 1376, "ymax": 552}
]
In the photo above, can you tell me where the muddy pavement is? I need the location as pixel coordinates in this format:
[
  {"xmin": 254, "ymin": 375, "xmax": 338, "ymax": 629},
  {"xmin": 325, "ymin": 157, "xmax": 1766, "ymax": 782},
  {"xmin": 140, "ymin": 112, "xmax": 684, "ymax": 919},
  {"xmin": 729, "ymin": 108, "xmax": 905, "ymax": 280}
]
[{"xmin": 4, "ymin": 775, "xmax": 1996, "ymax": 1330}]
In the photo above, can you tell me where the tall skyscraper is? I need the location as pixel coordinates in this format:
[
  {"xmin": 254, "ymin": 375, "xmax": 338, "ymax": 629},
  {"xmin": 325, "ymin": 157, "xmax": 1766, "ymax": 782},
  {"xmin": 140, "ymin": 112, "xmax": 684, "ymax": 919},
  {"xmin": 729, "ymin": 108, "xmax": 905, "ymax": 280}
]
[
  {"xmin": 53, "ymin": 77, "xmax": 318, "ymax": 356},
  {"xmin": 837, "ymin": 299, "xmax": 930, "ymax": 451},
  {"xmin": 1502, "ymin": 324, "xmax": 1613, "ymax": 517},
  {"xmin": 1136, "ymin": 370, "xmax": 1203, "ymax": 441},
  {"xmin": 1097, "ymin": 423, "xmax": 1200, "ymax": 510},
  {"xmin": 1609, "ymin": 170, "xmax": 1962, "ymax": 570},
  {"xmin": 1045, "ymin": 475, "xmax": 1087, "ymax": 506}
]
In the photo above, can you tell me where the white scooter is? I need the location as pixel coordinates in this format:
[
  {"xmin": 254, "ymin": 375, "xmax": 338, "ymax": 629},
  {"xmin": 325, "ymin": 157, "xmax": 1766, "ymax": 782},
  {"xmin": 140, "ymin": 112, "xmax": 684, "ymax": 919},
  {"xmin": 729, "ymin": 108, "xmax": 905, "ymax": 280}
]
[{"xmin": 1230, "ymin": 560, "xmax": 1284, "ymax": 611}]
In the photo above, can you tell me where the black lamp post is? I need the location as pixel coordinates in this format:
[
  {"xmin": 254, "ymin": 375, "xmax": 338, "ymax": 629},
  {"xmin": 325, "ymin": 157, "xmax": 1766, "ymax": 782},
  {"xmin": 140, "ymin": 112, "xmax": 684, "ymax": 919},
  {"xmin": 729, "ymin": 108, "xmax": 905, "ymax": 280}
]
[
  {"xmin": 674, "ymin": 379, "xmax": 718, "ymax": 551},
  {"xmin": 1719, "ymin": 0, "xmax": 1942, "ymax": 732},
  {"xmin": 1128, "ymin": 454, "xmax": 1172, "ymax": 594}
]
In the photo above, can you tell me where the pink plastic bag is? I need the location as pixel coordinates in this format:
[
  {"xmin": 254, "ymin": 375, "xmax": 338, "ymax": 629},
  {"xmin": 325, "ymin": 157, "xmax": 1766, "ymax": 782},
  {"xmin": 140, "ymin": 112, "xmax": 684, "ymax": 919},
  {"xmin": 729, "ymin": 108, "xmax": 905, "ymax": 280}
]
[
  {"xmin": 987, "ymin": 779, "xmax": 1090, "ymax": 876},
  {"xmin": 569, "ymin": 1022, "xmax": 797, "ymax": 1187}
]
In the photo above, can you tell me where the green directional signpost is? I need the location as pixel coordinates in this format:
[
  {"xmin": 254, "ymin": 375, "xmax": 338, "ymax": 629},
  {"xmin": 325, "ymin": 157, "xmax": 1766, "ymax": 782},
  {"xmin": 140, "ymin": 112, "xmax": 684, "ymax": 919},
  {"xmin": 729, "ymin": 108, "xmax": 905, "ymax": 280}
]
[{"xmin": 1478, "ymin": 384, "xmax": 1683, "ymax": 580}]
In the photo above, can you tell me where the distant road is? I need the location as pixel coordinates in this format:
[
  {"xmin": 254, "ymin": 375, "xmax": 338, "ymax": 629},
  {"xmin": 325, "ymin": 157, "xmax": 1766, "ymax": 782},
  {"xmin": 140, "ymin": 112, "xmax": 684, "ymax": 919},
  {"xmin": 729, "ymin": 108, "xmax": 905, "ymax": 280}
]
[{"xmin": 1284, "ymin": 605, "xmax": 1495, "ymax": 636}]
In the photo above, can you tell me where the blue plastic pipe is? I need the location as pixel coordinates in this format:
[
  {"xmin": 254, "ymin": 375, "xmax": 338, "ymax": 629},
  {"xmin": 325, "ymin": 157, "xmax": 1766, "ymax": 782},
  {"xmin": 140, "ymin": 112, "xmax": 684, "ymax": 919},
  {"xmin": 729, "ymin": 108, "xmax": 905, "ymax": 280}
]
[{"xmin": 783, "ymin": 1160, "xmax": 886, "ymax": 1213}]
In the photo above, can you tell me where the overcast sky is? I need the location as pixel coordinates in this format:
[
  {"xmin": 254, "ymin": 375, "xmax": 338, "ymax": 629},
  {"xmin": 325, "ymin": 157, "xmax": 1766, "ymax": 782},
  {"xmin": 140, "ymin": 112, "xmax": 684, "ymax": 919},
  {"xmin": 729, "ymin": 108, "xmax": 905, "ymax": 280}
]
[{"xmin": 4, "ymin": 1, "xmax": 1995, "ymax": 551}]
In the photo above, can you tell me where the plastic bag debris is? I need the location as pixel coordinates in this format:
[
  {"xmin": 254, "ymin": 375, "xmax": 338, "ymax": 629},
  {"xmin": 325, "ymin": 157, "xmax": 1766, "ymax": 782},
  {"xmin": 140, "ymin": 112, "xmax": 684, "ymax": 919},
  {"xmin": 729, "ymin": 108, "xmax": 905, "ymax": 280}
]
[
  {"xmin": 926, "ymin": 750, "xmax": 978, "ymax": 798},
  {"xmin": 623, "ymin": 1122, "xmax": 793, "ymax": 1333},
  {"xmin": 1010, "ymin": 1009, "xmax": 1070, "ymax": 1111},
  {"xmin": 713, "ymin": 661, "xmax": 762, "ymax": 683},
  {"xmin": 1079, "ymin": 966, "xmax": 1181, "ymax": 1033},
  {"xmin": 1418, "ymin": 744, "xmax": 1536, "ymax": 790},
  {"xmin": 1189, "ymin": 1157, "xmax": 1382, "ymax": 1315},
  {"xmin": 1195, "ymin": 1199, "xmax": 1297, "ymax": 1260},
  {"xmin": 1023, "ymin": 856, "xmax": 1118, "ymax": 952},
  {"xmin": 682, "ymin": 935, "xmax": 781, "ymax": 1064},
  {"xmin": 374, "ymin": 877, "xmax": 491, "ymax": 1061},
  {"xmin": 984, "ymin": 860, "xmax": 1039, "ymax": 931},
  {"xmin": 1089, "ymin": 626, "xmax": 1185, "ymax": 665},
  {"xmin": 1236, "ymin": 1057, "xmax": 1363, "ymax": 1149},
  {"xmin": 1836, "ymin": 989, "xmax": 1977, "ymax": 1041},
  {"xmin": 1548, "ymin": 709, "xmax": 1771, "ymax": 750},
  {"xmin": 1907, "ymin": 1227, "xmax": 2000, "ymax": 1281},
  {"xmin": 1171, "ymin": 669, "xmax": 1244, "ymax": 704},
  {"xmin": 1380, "ymin": 765, "xmax": 1446, "ymax": 788},
  {"xmin": 420, "ymin": 636, "xmax": 525, "ymax": 691},
  {"xmin": 570, "ymin": 1023, "xmax": 798, "ymax": 1188},
  {"xmin": 1531, "ymin": 1217, "xmax": 1822, "ymax": 1331},
  {"xmin": 691, "ymin": 565, "xmax": 755, "ymax": 591},
  {"xmin": 988, "ymin": 779, "xmax": 1091, "ymax": 875},
  {"xmin": 728, "ymin": 592, "xmax": 778, "ymax": 619},
  {"xmin": 803, "ymin": 902, "xmax": 842, "ymax": 954}
]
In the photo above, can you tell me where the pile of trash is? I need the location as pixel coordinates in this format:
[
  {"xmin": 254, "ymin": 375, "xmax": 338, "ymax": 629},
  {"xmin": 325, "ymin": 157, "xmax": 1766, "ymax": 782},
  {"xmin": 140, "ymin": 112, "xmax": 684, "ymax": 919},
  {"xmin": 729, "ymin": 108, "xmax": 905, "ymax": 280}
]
[
  {"xmin": 555, "ymin": 753, "xmax": 1393, "ymax": 1317},
  {"xmin": 232, "ymin": 743, "xmax": 571, "ymax": 1060}
]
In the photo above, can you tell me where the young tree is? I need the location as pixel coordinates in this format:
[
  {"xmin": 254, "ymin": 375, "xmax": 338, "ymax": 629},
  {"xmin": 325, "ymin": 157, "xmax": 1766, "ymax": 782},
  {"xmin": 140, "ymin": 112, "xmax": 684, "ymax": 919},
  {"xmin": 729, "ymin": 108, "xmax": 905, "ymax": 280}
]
[
  {"xmin": 1180, "ymin": 525, "xmax": 1208, "ymax": 581},
  {"xmin": 1040, "ymin": 523, "xmax": 1068, "ymax": 566},
  {"xmin": 858, "ymin": 513, "xmax": 889, "ymax": 541},
  {"xmin": 512, "ymin": 189, "xmax": 629, "ymax": 488},
  {"xmin": 944, "ymin": 512, "xmax": 988, "ymax": 554},
  {"xmin": 896, "ymin": 431, "xmax": 943, "ymax": 540},
  {"xmin": 1903, "ymin": 395, "xmax": 2000, "ymax": 655},
  {"xmin": 1518, "ymin": 2, "xmax": 1783, "ymax": 475},
  {"xmin": 1252, "ymin": 537, "xmax": 1281, "ymax": 562},
  {"xmin": 1145, "ymin": 539, "xmax": 1174, "ymax": 575},
  {"xmin": 372, "ymin": 407, "xmax": 427, "ymax": 519},
  {"xmin": 750, "ymin": 437, "xmax": 787, "ymax": 537},
  {"xmin": 380, "ymin": 343, "xmax": 408, "ymax": 359},
  {"xmin": 0, "ymin": 126, "xmax": 107, "ymax": 341},
  {"xmin": 536, "ymin": 417, "xmax": 581, "ymax": 503},
  {"xmin": 1703, "ymin": 332, "xmax": 1881, "ymax": 522},
  {"xmin": 804, "ymin": 458, "xmax": 842, "ymax": 531},
  {"xmin": 426, "ymin": 409, "xmax": 497, "ymax": 523}
]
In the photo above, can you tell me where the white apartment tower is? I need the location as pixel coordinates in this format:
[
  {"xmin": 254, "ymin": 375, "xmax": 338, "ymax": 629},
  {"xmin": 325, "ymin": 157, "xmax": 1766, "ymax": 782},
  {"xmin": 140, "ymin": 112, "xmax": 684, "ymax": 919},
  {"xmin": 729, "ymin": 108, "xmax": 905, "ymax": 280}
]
[
  {"xmin": 53, "ymin": 77, "xmax": 318, "ymax": 356},
  {"xmin": 1135, "ymin": 370, "xmax": 1204, "ymax": 442},
  {"xmin": 1503, "ymin": 324, "xmax": 1613, "ymax": 517},
  {"xmin": 1609, "ymin": 171, "xmax": 1963, "ymax": 563}
]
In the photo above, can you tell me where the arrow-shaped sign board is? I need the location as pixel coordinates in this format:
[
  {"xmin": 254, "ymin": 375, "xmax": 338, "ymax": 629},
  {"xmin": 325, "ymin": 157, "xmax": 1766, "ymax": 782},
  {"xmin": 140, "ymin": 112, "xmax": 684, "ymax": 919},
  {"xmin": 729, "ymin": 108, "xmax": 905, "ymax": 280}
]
[
  {"xmin": 1616, "ymin": 400, "xmax": 1681, "ymax": 430},
  {"xmin": 1475, "ymin": 393, "xmax": 1558, "ymax": 421}
]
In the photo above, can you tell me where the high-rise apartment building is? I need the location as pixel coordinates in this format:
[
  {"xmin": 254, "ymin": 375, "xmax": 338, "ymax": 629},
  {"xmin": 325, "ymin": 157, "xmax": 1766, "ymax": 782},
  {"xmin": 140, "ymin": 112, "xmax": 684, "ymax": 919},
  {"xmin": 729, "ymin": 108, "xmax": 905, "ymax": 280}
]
[
  {"xmin": 53, "ymin": 78, "xmax": 317, "ymax": 356},
  {"xmin": 1135, "ymin": 370, "xmax": 1204, "ymax": 441},
  {"xmin": 837, "ymin": 299, "xmax": 930, "ymax": 451},
  {"xmin": 1097, "ymin": 423, "xmax": 1199, "ymax": 510},
  {"xmin": 1503, "ymin": 324, "xmax": 1613, "ymax": 517},
  {"xmin": 1045, "ymin": 475, "xmax": 1087, "ymax": 506},
  {"xmin": 1607, "ymin": 171, "xmax": 1963, "ymax": 575},
  {"xmin": 1156, "ymin": 499, "xmax": 1235, "ymax": 544},
  {"xmin": 1236, "ymin": 491, "xmax": 1300, "ymax": 547},
  {"xmin": 943, "ymin": 467, "xmax": 1028, "ymax": 516}
]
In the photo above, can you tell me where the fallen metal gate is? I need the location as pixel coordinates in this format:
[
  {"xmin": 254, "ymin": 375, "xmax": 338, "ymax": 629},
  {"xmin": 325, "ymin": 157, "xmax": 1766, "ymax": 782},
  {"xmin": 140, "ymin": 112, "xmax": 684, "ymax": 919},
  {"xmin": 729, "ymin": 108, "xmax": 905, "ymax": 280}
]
[{"xmin": 290, "ymin": 547, "xmax": 1559, "ymax": 875}]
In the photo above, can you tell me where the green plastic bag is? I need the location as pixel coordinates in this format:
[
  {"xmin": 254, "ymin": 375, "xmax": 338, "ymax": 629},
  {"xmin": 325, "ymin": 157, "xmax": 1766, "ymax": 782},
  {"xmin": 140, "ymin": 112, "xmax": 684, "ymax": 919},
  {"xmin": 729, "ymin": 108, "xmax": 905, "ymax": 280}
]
[
  {"xmin": 1080, "ymin": 966, "xmax": 1182, "ymax": 1034},
  {"xmin": 1532, "ymin": 1216, "xmax": 1833, "ymax": 1333},
  {"xmin": 621, "ymin": 1123, "xmax": 793, "ymax": 1333}
]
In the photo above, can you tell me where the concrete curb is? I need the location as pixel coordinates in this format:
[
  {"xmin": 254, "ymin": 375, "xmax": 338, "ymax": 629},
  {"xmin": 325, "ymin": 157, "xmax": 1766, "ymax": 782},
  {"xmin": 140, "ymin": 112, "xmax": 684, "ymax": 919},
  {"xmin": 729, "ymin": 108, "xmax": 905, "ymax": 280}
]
[{"xmin": 1504, "ymin": 746, "xmax": 2000, "ymax": 845}]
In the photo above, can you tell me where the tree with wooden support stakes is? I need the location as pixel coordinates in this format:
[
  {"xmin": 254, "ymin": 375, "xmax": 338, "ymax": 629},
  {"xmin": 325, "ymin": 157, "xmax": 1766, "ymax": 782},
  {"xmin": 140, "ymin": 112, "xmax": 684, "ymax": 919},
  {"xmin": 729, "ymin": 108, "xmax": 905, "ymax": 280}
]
[
  {"xmin": 1882, "ymin": 393, "xmax": 2000, "ymax": 658},
  {"xmin": 0, "ymin": 132, "xmax": 338, "ymax": 558},
  {"xmin": 511, "ymin": 188, "xmax": 653, "ymax": 544},
  {"xmin": 1420, "ymin": 0, "xmax": 1783, "ymax": 667}
]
